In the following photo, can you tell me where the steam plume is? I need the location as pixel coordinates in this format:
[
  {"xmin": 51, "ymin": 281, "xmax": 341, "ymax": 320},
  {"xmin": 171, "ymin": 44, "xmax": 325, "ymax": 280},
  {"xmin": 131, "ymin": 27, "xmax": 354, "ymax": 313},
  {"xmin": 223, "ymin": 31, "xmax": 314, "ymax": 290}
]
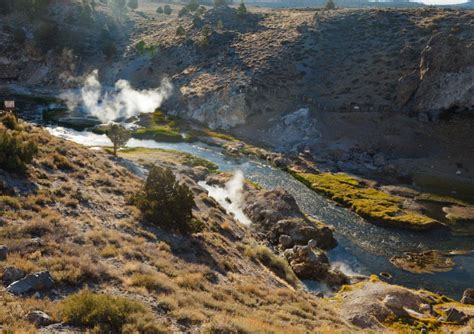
[
  {"xmin": 199, "ymin": 171, "xmax": 252, "ymax": 226},
  {"xmin": 61, "ymin": 70, "xmax": 172, "ymax": 123}
]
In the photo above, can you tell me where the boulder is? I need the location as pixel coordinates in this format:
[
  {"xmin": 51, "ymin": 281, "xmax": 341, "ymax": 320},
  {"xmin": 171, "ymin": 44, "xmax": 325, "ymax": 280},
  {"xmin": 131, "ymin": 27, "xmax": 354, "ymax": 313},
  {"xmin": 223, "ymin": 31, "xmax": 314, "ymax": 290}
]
[
  {"xmin": 0, "ymin": 245, "xmax": 7, "ymax": 260},
  {"xmin": 278, "ymin": 234, "xmax": 292, "ymax": 248},
  {"xmin": 444, "ymin": 307, "xmax": 468, "ymax": 324},
  {"xmin": 2, "ymin": 267, "xmax": 26, "ymax": 286},
  {"xmin": 461, "ymin": 288, "xmax": 474, "ymax": 305},
  {"xmin": 26, "ymin": 310, "xmax": 53, "ymax": 327},
  {"xmin": 6, "ymin": 271, "xmax": 54, "ymax": 295},
  {"xmin": 273, "ymin": 219, "xmax": 337, "ymax": 250},
  {"xmin": 284, "ymin": 245, "xmax": 348, "ymax": 287}
]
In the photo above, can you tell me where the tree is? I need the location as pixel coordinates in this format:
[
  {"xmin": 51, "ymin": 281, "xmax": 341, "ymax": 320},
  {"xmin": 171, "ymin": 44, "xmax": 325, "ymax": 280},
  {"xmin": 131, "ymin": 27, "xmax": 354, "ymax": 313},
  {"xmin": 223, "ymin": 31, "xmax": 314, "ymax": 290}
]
[
  {"xmin": 187, "ymin": 0, "xmax": 199, "ymax": 11},
  {"xmin": 106, "ymin": 124, "xmax": 130, "ymax": 156},
  {"xmin": 216, "ymin": 19, "xmax": 224, "ymax": 30},
  {"xmin": 325, "ymin": 0, "xmax": 335, "ymax": 10},
  {"xmin": 163, "ymin": 4, "xmax": 172, "ymax": 15},
  {"xmin": 237, "ymin": 1, "xmax": 246, "ymax": 16},
  {"xmin": 178, "ymin": 6, "xmax": 188, "ymax": 17},
  {"xmin": 133, "ymin": 166, "xmax": 195, "ymax": 233},
  {"xmin": 156, "ymin": 6, "xmax": 163, "ymax": 14},
  {"xmin": 176, "ymin": 25, "xmax": 186, "ymax": 37},
  {"xmin": 127, "ymin": 0, "xmax": 138, "ymax": 10}
]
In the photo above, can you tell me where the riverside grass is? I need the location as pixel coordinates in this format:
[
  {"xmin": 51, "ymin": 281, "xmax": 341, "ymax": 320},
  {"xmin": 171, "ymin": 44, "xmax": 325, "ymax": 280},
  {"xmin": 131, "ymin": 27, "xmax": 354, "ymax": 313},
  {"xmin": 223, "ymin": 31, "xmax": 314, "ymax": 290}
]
[{"xmin": 293, "ymin": 172, "xmax": 442, "ymax": 230}]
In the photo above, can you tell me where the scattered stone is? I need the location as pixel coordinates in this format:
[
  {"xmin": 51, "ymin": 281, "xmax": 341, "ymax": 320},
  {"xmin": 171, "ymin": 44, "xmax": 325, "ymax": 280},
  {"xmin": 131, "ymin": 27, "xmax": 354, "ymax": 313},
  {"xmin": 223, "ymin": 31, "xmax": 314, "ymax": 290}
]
[
  {"xmin": 26, "ymin": 310, "xmax": 53, "ymax": 327},
  {"xmin": 307, "ymin": 239, "xmax": 318, "ymax": 249},
  {"xmin": 0, "ymin": 245, "xmax": 8, "ymax": 261},
  {"xmin": 7, "ymin": 271, "xmax": 55, "ymax": 295},
  {"xmin": 461, "ymin": 288, "xmax": 474, "ymax": 305},
  {"xmin": 2, "ymin": 267, "xmax": 26, "ymax": 286}
]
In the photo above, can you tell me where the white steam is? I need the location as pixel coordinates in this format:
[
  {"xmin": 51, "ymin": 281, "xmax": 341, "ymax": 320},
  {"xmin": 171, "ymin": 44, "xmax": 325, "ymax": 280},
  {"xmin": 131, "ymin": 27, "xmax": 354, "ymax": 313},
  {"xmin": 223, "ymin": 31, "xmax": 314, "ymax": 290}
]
[
  {"xmin": 61, "ymin": 70, "xmax": 173, "ymax": 123},
  {"xmin": 199, "ymin": 171, "xmax": 252, "ymax": 226}
]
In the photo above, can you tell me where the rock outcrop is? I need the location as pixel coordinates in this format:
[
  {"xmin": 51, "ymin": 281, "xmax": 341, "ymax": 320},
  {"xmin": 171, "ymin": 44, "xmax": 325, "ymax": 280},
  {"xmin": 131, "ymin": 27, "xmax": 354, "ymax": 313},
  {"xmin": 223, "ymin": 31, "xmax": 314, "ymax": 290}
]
[
  {"xmin": 284, "ymin": 245, "xmax": 348, "ymax": 287},
  {"xmin": 398, "ymin": 33, "xmax": 474, "ymax": 115},
  {"xmin": 461, "ymin": 289, "xmax": 474, "ymax": 305},
  {"xmin": 7, "ymin": 271, "xmax": 55, "ymax": 295}
]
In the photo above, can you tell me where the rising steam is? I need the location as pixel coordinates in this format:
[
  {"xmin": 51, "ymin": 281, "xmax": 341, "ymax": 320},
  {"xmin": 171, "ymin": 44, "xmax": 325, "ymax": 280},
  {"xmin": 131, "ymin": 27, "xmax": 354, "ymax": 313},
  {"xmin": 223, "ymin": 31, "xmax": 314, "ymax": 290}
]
[
  {"xmin": 61, "ymin": 70, "xmax": 172, "ymax": 123},
  {"xmin": 199, "ymin": 171, "xmax": 252, "ymax": 226}
]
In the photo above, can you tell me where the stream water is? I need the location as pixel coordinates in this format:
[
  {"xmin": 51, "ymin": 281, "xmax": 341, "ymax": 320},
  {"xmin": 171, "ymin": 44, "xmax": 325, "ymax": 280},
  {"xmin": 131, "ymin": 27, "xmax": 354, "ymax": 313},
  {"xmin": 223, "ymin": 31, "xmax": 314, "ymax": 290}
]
[{"xmin": 45, "ymin": 126, "xmax": 474, "ymax": 299}]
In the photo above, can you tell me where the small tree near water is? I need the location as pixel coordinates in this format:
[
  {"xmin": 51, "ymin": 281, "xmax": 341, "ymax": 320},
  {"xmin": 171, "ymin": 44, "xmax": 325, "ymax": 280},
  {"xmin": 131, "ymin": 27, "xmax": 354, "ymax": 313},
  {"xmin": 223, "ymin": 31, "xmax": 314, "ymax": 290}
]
[
  {"xmin": 106, "ymin": 124, "xmax": 130, "ymax": 156},
  {"xmin": 133, "ymin": 166, "xmax": 195, "ymax": 233},
  {"xmin": 237, "ymin": 1, "xmax": 246, "ymax": 16}
]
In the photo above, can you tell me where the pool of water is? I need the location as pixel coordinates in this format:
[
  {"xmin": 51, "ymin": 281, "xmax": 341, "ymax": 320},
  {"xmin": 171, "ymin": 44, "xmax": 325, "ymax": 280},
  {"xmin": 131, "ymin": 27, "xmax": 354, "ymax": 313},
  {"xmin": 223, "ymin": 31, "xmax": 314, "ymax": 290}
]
[{"xmin": 47, "ymin": 126, "xmax": 474, "ymax": 299}]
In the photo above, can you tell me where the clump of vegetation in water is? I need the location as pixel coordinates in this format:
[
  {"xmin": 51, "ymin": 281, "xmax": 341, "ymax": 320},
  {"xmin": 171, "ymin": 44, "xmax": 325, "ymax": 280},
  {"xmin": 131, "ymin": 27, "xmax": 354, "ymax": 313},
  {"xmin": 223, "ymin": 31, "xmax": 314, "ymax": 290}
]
[
  {"xmin": 133, "ymin": 111, "xmax": 184, "ymax": 142},
  {"xmin": 293, "ymin": 172, "xmax": 441, "ymax": 229},
  {"xmin": 132, "ymin": 166, "xmax": 197, "ymax": 233}
]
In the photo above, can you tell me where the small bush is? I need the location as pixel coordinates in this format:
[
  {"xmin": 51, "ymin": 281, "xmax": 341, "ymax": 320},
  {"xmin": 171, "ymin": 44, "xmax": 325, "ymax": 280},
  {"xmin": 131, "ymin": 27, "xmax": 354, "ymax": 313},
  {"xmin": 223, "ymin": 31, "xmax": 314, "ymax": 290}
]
[
  {"xmin": 156, "ymin": 6, "xmax": 163, "ymax": 14},
  {"xmin": 245, "ymin": 245, "xmax": 299, "ymax": 287},
  {"xmin": 237, "ymin": 1, "xmax": 246, "ymax": 16},
  {"xmin": 163, "ymin": 4, "xmax": 172, "ymax": 15},
  {"xmin": 0, "ymin": 130, "xmax": 38, "ymax": 174},
  {"xmin": 0, "ymin": 113, "xmax": 18, "ymax": 130},
  {"xmin": 133, "ymin": 166, "xmax": 195, "ymax": 233},
  {"xmin": 176, "ymin": 25, "xmax": 186, "ymax": 37},
  {"xmin": 62, "ymin": 290, "xmax": 167, "ymax": 333},
  {"xmin": 178, "ymin": 6, "xmax": 188, "ymax": 17},
  {"xmin": 325, "ymin": 0, "xmax": 335, "ymax": 10}
]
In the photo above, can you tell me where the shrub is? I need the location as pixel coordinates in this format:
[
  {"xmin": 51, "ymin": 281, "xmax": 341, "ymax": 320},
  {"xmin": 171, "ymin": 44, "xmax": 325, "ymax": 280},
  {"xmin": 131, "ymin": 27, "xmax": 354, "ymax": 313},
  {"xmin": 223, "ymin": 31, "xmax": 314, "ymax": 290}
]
[
  {"xmin": 178, "ymin": 6, "xmax": 188, "ymax": 17},
  {"xmin": 0, "ymin": 113, "xmax": 18, "ymax": 130},
  {"xmin": 163, "ymin": 4, "xmax": 172, "ymax": 15},
  {"xmin": 133, "ymin": 166, "xmax": 195, "ymax": 233},
  {"xmin": 156, "ymin": 6, "xmax": 163, "ymax": 14},
  {"xmin": 0, "ymin": 130, "xmax": 38, "ymax": 174},
  {"xmin": 187, "ymin": 0, "xmax": 199, "ymax": 11},
  {"xmin": 216, "ymin": 19, "xmax": 224, "ymax": 30},
  {"xmin": 176, "ymin": 25, "xmax": 186, "ymax": 36},
  {"xmin": 245, "ymin": 245, "xmax": 299, "ymax": 287},
  {"xmin": 325, "ymin": 0, "xmax": 335, "ymax": 10},
  {"xmin": 237, "ymin": 1, "xmax": 246, "ymax": 16},
  {"xmin": 214, "ymin": 0, "xmax": 227, "ymax": 7},
  {"xmin": 62, "ymin": 290, "xmax": 167, "ymax": 333}
]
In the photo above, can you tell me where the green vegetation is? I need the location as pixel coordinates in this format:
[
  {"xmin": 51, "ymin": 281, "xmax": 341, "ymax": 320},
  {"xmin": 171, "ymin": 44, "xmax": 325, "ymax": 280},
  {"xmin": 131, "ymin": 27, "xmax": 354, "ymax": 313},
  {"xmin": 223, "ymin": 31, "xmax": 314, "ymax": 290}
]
[
  {"xmin": 133, "ymin": 127, "xmax": 182, "ymax": 142},
  {"xmin": 163, "ymin": 4, "xmax": 172, "ymax": 15},
  {"xmin": 133, "ymin": 166, "xmax": 196, "ymax": 233},
  {"xmin": 244, "ymin": 244, "xmax": 299, "ymax": 287},
  {"xmin": 237, "ymin": 1, "xmax": 247, "ymax": 16},
  {"xmin": 61, "ymin": 290, "xmax": 167, "ymax": 333},
  {"xmin": 176, "ymin": 25, "xmax": 186, "ymax": 36},
  {"xmin": 106, "ymin": 124, "xmax": 131, "ymax": 156},
  {"xmin": 156, "ymin": 6, "xmax": 163, "ymax": 14},
  {"xmin": 0, "ymin": 117, "xmax": 38, "ymax": 174},
  {"xmin": 325, "ymin": 0, "xmax": 336, "ymax": 9},
  {"xmin": 293, "ymin": 172, "xmax": 441, "ymax": 229}
]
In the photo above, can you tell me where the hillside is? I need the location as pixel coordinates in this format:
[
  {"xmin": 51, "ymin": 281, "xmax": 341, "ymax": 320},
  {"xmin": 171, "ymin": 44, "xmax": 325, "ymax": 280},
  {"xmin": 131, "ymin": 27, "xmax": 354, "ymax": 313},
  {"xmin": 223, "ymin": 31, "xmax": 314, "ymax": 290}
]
[{"xmin": 0, "ymin": 114, "xmax": 473, "ymax": 333}]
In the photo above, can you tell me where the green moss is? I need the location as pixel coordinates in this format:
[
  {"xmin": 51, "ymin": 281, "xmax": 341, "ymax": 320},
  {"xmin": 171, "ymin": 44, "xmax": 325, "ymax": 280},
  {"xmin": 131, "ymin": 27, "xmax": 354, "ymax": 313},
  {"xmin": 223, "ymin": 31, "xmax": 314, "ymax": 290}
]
[
  {"xmin": 133, "ymin": 127, "xmax": 183, "ymax": 142},
  {"xmin": 292, "ymin": 172, "xmax": 441, "ymax": 230}
]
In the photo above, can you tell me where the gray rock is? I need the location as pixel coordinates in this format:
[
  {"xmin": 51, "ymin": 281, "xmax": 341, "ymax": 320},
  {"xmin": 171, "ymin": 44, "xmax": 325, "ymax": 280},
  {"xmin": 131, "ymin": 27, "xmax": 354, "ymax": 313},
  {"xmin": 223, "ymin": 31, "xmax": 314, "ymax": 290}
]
[
  {"xmin": 445, "ymin": 307, "xmax": 467, "ymax": 324},
  {"xmin": 278, "ymin": 234, "xmax": 292, "ymax": 248},
  {"xmin": 26, "ymin": 310, "xmax": 53, "ymax": 327},
  {"xmin": 3, "ymin": 267, "xmax": 26, "ymax": 285},
  {"xmin": 461, "ymin": 288, "xmax": 474, "ymax": 305},
  {"xmin": 7, "ymin": 271, "xmax": 54, "ymax": 295},
  {"xmin": 307, "ymin": 239, "xmax": 318, "ymax": 249},
  {"xmin": 0, "ymin": 245, "xmax": 8, "ymax": 261}
]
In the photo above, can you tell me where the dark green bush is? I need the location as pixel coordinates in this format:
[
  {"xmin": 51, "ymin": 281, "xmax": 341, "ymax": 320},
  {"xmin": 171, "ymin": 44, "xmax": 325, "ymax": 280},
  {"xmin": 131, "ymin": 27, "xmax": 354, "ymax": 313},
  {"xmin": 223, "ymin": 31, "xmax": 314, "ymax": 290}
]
[
  {"xmin": 325, "ymin": 0, "xmax": 335, "ymax": 10},
  {"xmin": 0, "ymin": 129, "xmax": 37, "ymax": 174},
  {"xmin": 133, "ymin": 166, "xmax": 195, "ymax": 233},
  {"xmin": 163, "ymin": 4, "xmax": 172, "ymax": 15}
]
